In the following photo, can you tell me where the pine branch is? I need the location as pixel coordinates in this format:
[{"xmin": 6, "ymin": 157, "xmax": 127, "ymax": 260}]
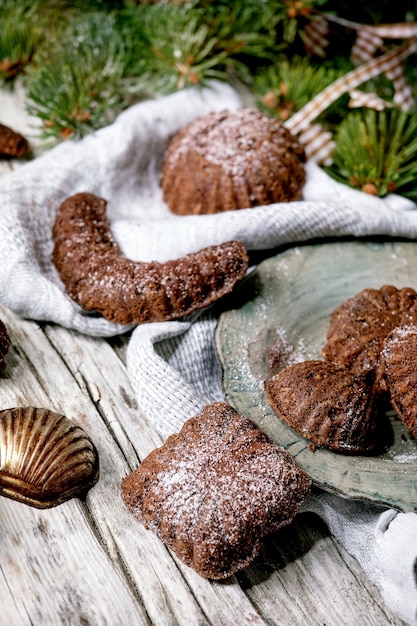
[
  {"xmin": 326, "ymin": 108, "xmax": 417, "ymax": 201},
  {"xmin": 118, "ymin": 2, "xmax": 295, "ymax": 94},
  {"xmin": 2, "ymin": 0, "xmax": 416, "ymax": 154},
  {"xmin": 0, "ymin": 0, "xmax": 42, "ymax": 82},
  {"xmin": 25, "ymin": 12, "xmax": 129, "ymax": 141},
  {"xmin": 118, "ymin": 5, "xmax": 232, "ymax": 94},
  {"xmin": 253, "ymin": 54, "xmax": 349, "ymax": 121}
]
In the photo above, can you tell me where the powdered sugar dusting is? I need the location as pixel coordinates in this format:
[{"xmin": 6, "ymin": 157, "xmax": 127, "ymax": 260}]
[
  {"xmin": 121, "ymin": 402, "xmax": 311, "ymax": 579},
  {"xmin": 266, "ymin": 325, "xmax": 306, "ymax": 373},
  {"xmin": 164, "ymin": 108, "xmax": 305, "ymax": 181},
  {"xmin": 52, "ymin": 193, "xmax": 249, "ymax": 324},
  {"xmin": 382, "ymin": 323, "xmax": 417, "ymax": 359}
]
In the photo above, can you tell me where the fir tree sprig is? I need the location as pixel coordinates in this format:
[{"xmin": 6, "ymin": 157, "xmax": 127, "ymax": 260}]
[
  {"xmin": 0, "ymin": 0, "xmax": 42, "ymax": 83},
  {"xmin": 2, "ymin": 0, "xmax": 417, "ymax": 162},
  {"xmin": 25, "ymin": 12, "xmax": 129, "ymax": 140},
  {"xmin": 200, "ymin": 0, "xmax": 293, "ymax": 60},
  {"xmin": 19, "ymin": 0, "xmax": 308, "ymax": 140},
  {"xmin": 326, "ymin": 107, "xmax": 417, "ymax": 201},
  {"xmin": 118, "ymin": 5, "xmax": 232, "ymax": 94},
  {"xmin": 253, "ymin": 54, "xmax": 349, "ymax": 121},
  {"xmin": 119, "ymin": 1, "xmax": 294, "ymax": 95}
]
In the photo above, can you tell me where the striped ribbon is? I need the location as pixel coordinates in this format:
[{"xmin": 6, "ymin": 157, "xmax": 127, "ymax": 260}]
[
  {"xmin": 326, "ymin": 15, "xmax": 417, "ymax": 110},
  {"xmin": 297, "ymin": 123, "xmax": 335, "ymax": 165},
  {"xmin": 324, "ymin": 14, "xmax": 417, "ymax": 41},
  {"xmin": 293, "ymin": 15, "xmax": 417, "ymax": 163},
  {"xmin": 301, "ymin": 17, "xmax": 329, "ymax": 58},
  {"xmin": 347, "ymin": 89, "xmax": 391, "ymax": 111},
  {"xmin": 285, "ymin": 38, "xmax": 417, "ymax": 137},
  {"xmin": 351, "ymin": 29, "xmax": 384, "ymax": 65}
]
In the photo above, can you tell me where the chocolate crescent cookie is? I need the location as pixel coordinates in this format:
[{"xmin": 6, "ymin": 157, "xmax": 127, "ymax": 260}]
[
  {"xmin": 267, "ymin": 360, "xmax": 386, "ymax": 454},
  {"xmin": 322, "ymin": 285, "xmax": 417, "ymax": 391},
  {"xmin": 52, "ymin": 193, "xmax": 248, "ymax": 325},
  {"xmin": 160, "ymin": 108, "xmax": 306, "ymax": 215},
  {"xmin": 121, "ymin": 402, "xmax": 311, "ymax": 579},
  {"xmin": 382, "ymin": 324, "xmax": 417, "ymax": 438}
]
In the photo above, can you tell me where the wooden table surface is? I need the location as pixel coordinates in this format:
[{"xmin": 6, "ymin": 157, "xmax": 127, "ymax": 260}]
[{"xmin": 0, "ymin": 86, "xmax": 406, "ymax": 626}]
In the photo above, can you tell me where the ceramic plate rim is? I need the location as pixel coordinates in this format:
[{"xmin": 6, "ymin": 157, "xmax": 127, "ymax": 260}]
[{"xmin": 215, "ymin": 240, "xmax": 417, "ymax": 512}]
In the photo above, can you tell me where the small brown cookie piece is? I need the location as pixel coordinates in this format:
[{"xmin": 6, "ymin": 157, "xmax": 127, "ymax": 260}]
[
  {"xmin": 0, "ymin": 318, "xmax": 10, "ymax": 373},
  {"xmin": 382, "ymin": 324, "xmax": 417, "ymax": 438},
  {"xmin": 0, "ymin": 123, "xmax": 30, "ymax": 159},
  {"xmin": 322, "ymin": 285, "xmax": 417, "ymax": 392},
  {"xmin": 267, "ymin": 360, "xmax": 385, "ymax": 454},
  {"xmin": 121, "ymin": 402, "xmax": 311, "ymax": 579},
  {"xmin": 52, "ymin": 192, "xmax": 248, "ymax": 325},
  {"xmin": 160, "ymin": 108, "xmax": 306, "ymax": 215}
]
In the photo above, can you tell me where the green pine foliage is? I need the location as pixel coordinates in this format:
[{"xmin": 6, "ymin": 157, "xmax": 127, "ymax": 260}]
[
  {"xmin": 25, "ymin": 12, "xmax": 129, "ymax": 140},
  {"xmin": 117, "ymin": 1, "xmax": 296, "ymax": 95},
  {"xmin": 199, "ymin": 0, "xmax": 300, "ymax": 66},
  {"xmin": 326, "ymin": 108, "xmax": 417, "ymax": 201},
  {"xmin": 0, "ymin": 0, "xmax": 42, "ymax": 83},
  {"xmin": 2, "ymin": 0, "xmax": 417, "ymax": 205},
  {"xmin": 117, "ymin": 5, "xmax": 233, "ymax": 95},
  {"xmin": 253, "ymin": 55, "xmax": 349, "ymax": 122},
  {"xmin": 8, "ymin": 0, "xmax": 317, "ymax": 139}
]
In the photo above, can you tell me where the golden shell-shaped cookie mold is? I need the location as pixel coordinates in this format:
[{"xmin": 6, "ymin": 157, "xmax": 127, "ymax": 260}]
[{"xmin": 0, "ymin": 406, "xmax": 99, "ymax": 508}]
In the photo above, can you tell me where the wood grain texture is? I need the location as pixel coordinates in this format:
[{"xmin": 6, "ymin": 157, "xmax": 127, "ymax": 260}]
[{"xmin": 0, "ymin": 85, "xmax": 406, "ymax": 626}]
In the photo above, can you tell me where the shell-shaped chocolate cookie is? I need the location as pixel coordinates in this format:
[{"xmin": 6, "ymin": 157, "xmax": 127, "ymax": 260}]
[
  {"xmin": 382, "ymin": 324, "xmax": 417, "ymax": 438},
  {"xmin": 0, "ymin": 406, "xmax": 99, "ymax": 508},
  {"xmin": 267, "ymin": 360, "xmax": 386, "ymax": 454},
  {"xmin": 322, "ymin": 285, "xmax": 417, "ymax": 390}
]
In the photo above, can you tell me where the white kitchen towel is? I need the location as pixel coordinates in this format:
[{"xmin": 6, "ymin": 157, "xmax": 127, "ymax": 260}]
[{"xmin": 1, "ymin": 80, "xmax": 417, "ymax": 624}]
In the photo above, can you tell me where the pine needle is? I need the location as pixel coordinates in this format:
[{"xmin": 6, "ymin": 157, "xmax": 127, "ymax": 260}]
[
  {"xmin": 25, "ymin": 12, "xmax": 129, "ymax": 141},
  {"xmin": 253, "ymin": 54, "xmax": 348, "ymax": 121},
  {"xmin": 326, "ymin": 108, "xmax": 417, "ymax": 201},
  {"xmin": 0, "ymin": 0, "xmax": 42, "ymax": 82}
]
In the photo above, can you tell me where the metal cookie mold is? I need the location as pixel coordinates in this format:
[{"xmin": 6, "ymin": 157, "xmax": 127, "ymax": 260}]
[{"xmin": 0, "ymin": 406, "xmax": 99, "ymax": 508}]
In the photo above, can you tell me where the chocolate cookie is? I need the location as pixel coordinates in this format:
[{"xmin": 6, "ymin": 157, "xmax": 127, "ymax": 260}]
[
  {"xmin": 0, "ymin": 123, "xmax": 30, "ymax": 159},
  {"xmin": 382, "ymin": 324, "xmax": 417, "ymax": 438},
  {"xmin": 160, "ymin": 108, "xmax": 306, "ymax": 215},
  {"xmin": 267, "ymin": 360, "xmax": 385, "ymax": 454},
  {"xmin": 52, "ymin": 193, "xmax": 248, "ymax": 325},
  {"xmin": 0, "ymin": 318, "xmax": 10, "ymax": 373},
  {"xmin": 121, "ymin": 402, "xmax": 311, "ymax": 579},
  {"xmin": 322, "ymin": 285, "xmax": 417, "ymax": 392}
]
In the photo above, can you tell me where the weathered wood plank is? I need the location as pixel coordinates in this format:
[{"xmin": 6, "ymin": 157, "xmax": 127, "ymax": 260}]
[
  {"xmin": 240, "ymin": 515, "xmax": 404, "ymax": 625},
  {"xmin": 0, "ymin": 307, "xmax": 210, "ymax": 626},
  {"xmin": 0, "ymin": 310, "xmax": 148, "ymax": 625},
  {"xmin": 0, "ymin": 498, "xmax": 149, "ymax": 626},
  {"xmin": 0, "ymin": 303, "xmax": 406, "ymax": 625}
]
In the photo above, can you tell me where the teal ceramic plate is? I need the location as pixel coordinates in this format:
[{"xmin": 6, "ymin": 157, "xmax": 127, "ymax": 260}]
[{"xmin": 215, "ymin": 240, "xmax": 417, "ymax": 511}]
